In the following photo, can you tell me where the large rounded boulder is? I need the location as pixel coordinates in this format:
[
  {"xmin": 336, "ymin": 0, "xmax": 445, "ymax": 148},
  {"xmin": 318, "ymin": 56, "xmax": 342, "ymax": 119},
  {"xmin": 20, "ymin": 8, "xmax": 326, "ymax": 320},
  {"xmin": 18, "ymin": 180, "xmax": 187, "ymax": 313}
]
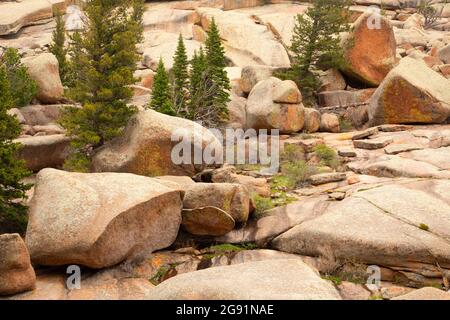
[
  {"xmin": 25, "ymin": 169, "xmax": 183, "ymax": 269},
  {"xmin": 341, "ymin": 12, "xmax": 397, "ymax": 87},
  {"xmin": 245, "ymin": 77, "xmax": 305, "ymax": 133},
  {"xmin": 92, "ymin": 109, "xmax": 223, "ymax": 177},
  {"xmin": 368, "ymin": 57, "xmax": 450, "ymax": 126}
]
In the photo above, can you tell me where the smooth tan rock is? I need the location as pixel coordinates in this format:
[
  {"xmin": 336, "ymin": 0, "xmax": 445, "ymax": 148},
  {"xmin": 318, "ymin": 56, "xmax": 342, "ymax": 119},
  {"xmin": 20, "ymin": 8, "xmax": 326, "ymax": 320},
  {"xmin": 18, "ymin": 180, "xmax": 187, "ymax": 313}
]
[
  {"xmin": 182, "ymin": 206, "xmax": 235, "ymax": 236},
  {"xmin": 19, "ymin": 104, "xmax": 69, "ymax": 126},
  {"xmin": 240, "ymin": 65, "xmax": 282, "ymax": 93},
  {"xmin": 246, "ymin": 77, "xmax": 305, "ymax": 133},
  {"xmin": 341, "ymin": 12, "xmax": 397, "ymax": 86},
  {"xmin": 0, "ymin": 0, "xmax": 53, "ymax": 35},
  {"xmin": 22, "ymin": 53, "xmax": 63, "ymax": 104},
  {"xmin": 197, "ymin": 7, "xmax": 290, "ymax": 68},
  {"xmin": 183, "ymin": 183, "xmax": 250, "ymax": 224},
  {"xmin": 368, "ymin": 58, "xmax": 450, "ymax": 126},
  {"xmin": 272, "ymin": 179, "xmax": 450, "ymax": 277},
  {"xmin": 147, "ymin": 259, "xmax": 342, "ymax": 300},
  {"xmin": 272, "ymin": 80, "xmax": 301, "ymax": 104},
  {"xmin": 15, "ymin": 134, "xmax": 71, "ymax": 172},
  {"xmin": 319, "ymin": 113, "xmax": 340, "ymax": 133},
  {"xmin": 318, "ymin": 69, "xmax": 346, "ymax": 92},
  {"xmin": 392, "ymin": 287, "xmax": 450, "ymax": 300},
  {"xmin": 26, "ymin": 169, "xmax": 183, "ymax": 268},
  {"xmin": 303, "ymin": 108, "xmax": 321, "ymax": 133},
  {"xmin": 92, "ymin": 109, "xmax": 222, "ymax": 177},
  {"xmin": 0, "ymin": 234, "xmax": 36, "ymax": 296},
  {"xmin": 227, "ymin": 94, "xmax": 247, "ymax": 129},
  {"xmin": 309, "ymin": 172, "xmax": 346, "ymax": 186},
  {"xmin": 353, "ymin": 136, "xmax": 393, "ymax": 150}
]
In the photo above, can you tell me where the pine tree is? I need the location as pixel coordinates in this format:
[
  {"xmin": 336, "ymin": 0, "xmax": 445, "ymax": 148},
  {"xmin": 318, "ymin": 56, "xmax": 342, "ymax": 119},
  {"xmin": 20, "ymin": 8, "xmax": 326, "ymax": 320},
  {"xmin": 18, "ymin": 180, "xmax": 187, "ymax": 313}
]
[
  {"xmin": 0, "ymin": 48, "xmax": 37, "ymax": 108},
  {"xmin": 203, "ymin": 17, "xmax": 231, "ymax": 126},
  {"xmin": 188, "ymin": 48, "xmax": 208, "ymax": 121},
  {"xmin": 149, "ymin": 58, "xmax": 174, "ymax": 115},
  {"xmin": 60, "ymin": 0, "xmax": 144, "ymax": 171},
  {"xmin": 289, "ymin": 0, "xmax": 350, "ymax": 104},
  {"xmin": 0, "ymin": 66, "xmax": 32, "ymax": 233},
  {"xmin": 171, "ymin": 34, "xmax": 189, "ymax": 116},
  {"xmin": 49, "ymin": 10, "xmax": 69, "ymax": 86}
]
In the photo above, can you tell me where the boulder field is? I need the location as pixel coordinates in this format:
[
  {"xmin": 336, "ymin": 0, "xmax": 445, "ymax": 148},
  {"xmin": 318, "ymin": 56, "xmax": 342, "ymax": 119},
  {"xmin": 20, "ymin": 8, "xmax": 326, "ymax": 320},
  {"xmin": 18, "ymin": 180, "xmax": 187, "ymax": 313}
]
[{"xmin": 2, "ymin": 0, "xmax": 450, "ymax": 301}]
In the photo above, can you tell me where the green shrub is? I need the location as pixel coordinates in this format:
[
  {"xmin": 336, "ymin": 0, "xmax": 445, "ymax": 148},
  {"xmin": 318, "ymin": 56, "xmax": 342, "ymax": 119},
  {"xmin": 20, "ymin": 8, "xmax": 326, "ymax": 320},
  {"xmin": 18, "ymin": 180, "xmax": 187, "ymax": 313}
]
[
  {"xmin": 281, "ymin": 144, "xmax": 305, "ymax": 164},
  {"xmin": 0, "ymin": 48, "xmax": 37, "ymax": 107},
  {"xmin": 281, "ymin": 160, "xmax": 318, "ymax": 188},
  {"xmin": 314, "ymin": 144, "xmax": 340, "ymax": 169},
  {"xmin": 419, "ymin": 223, "xmax": 429, "ymax": 231},
  {"xmin": 252, "ymin": 194, "xmax": 275, "ymax": 218}
]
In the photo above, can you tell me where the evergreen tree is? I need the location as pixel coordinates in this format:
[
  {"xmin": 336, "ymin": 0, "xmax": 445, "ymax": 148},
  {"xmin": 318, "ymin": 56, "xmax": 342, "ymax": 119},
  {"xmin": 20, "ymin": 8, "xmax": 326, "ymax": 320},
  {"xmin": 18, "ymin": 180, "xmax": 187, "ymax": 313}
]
[
  {"xmin": 289, "ymin": 0, "xmax": 350, "ymax": 104},
  {"xmin": 49, "ymin": 10, "xmax": 69, "ymax": 85},
  {"xmin": 149, "ymin": 58, "xmax": 174, "ymax": 115},
  {"xmin": 0, "ymin": 48, "xmax": 37, "ymax": 107},
  {"xmin": 203, "ymin": 18, "xmax": 231, "ymax": 126},
  {"xmin": 188, "ymin": 48, "xmax": 208, "ymax": 121},
  {"xmin": 171, "ymin": 34, "xmax": 189, "ymax": 116},
  {"xmin": 60, "ymin": 0, "xmax": 144, "ymax": 171},
  {"xmin": 0, "ymin": 66, "xmax": 32, "ymax": 233}
]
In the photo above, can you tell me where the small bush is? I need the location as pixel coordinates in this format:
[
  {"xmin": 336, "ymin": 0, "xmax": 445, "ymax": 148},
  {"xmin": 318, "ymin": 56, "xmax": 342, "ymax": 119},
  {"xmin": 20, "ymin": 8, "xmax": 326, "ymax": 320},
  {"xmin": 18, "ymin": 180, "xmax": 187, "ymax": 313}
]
[
  {"xmin": 417, "ymin": 1, "xmax": 441, "ymax": 29},
  {"xmin": 282, "ymin": 160, "xmax": 318, "ymax": 188},
  {"xmin": 252, "ymin": 194, "xmax": 275, "ymax": 218},
  {"xmin": 0, "ymin": 48, "xmax": 37, "ymax": 107},
  {"xmin": 419, "ymin": 223, "xmax": 429, "ymax": 231},
  {"xmin": 314, "ymin": 144, "xmax": 340, "ymax": 169},
  {"xmin": 281, "ymin": 144, "xmax": 305, "ymax": 164},
  {"xmin": 338, "ymin": 116, "xmax": 353, "ymax": 132}
]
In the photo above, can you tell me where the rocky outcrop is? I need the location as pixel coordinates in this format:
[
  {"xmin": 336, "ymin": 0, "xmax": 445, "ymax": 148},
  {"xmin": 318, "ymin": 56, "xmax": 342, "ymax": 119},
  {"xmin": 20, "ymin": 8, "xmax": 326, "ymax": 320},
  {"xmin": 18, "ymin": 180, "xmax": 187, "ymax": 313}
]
[
  {"xmin": 196, "ymin": 7, "xmax": 290, "ymax": 68},
  {"xmin": 92, "ymin": 109, "xmax": 222, "ymax": 177},
  {"xmin": 15, "ymin": 134, "xmax": 71, "ymax": 172},
  {"xmin": 271, "ymin": 179, "xmax": 450, "ymax": 280},
  {"xmin": 0, "ymin": 0, "xmax": 53, "ymax": 35},
  {"xmin": 368, "ymin": 58, "xmax": 450, "ymax": 126},
  {"xmin": 240, "ymin": 65, "xmax": 285, "ymax": 94},
  {"xmin": 147, "ymin": 259, "xmax": 342, "ymax": 300},
  {"xmin": 22, "ymin": 53, "xmax": 64, "ymax": 104},
  {"xmin": 183, "ymin": 183, "xmax": 250, "ymax": 224},
  {"xmin": 319, "ymin": 113, "xmax": 340, "ymax": 133},
  {"xmin": 0, "ymin": 234, "xmax": 36, "ymax": 296},
  {"xmin": 341, "ymin": 12, "xmax": 397, "ymax": 86},
  {"xmin": 245, "ymin": 77, "xmax": 305, "ymax": 133},
  {"xmin": 26, "ymin": 169, "xmax": 183, "ymax": 268}
]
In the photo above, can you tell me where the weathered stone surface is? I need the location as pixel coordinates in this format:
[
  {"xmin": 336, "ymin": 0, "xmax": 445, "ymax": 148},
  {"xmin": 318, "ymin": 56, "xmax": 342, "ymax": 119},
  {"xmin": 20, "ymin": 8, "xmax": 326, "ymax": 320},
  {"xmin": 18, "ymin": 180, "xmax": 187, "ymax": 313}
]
[
  {"xmin": 319, "ymin": 113, "xmax": 340, "ymax": 133},
  {"xmin": 368, "ymin": 58, "xmax": 450, "ymax": 126},
  {"xmin": 318, "ymin": 69, "xmax": 346, "ymax": 92},
  {"xmin": 392, "ymin": 287, "xmax": 450, "ymax": 300},
  {"xmin": 438, "ymin": 44, "xmax": 450, "ymax": 64},
  {"xmin": 26, "ymin": 169, "xmax": 183, "ymax": 268},
  {"xmin": 22, "ymin": 53, "xmax": 64, "ymax": 104},
  {"xmin": 318, "ymin": 89, "xmax": 374, "ymax": 108},
  {"xmin": 353, "ymin": 155, "xmax": 446, "ymax": 178},
  {"xmin": 246, "ymin": 77, "xmax": 305, "ymax": 133},
  {"xmin": 353, "ymin": 137, "xmax": 393, "ymax": 150},
  {"xmin": 227, "ymin": 94, "xmax": 247, "ymax": 129},
  {"xmin": 272, "ymin": 179, "xmax": 450, "ymax": 278},
  {"xmin": 338, "ymin": 149, "xmax": 357, "ymax": 157},
  {"xmin": 0, "ymin": 0, "xmax": 53, "ymax": 35},
  {"xmin": 352, "ymin": 127, "xmax": 379, "ymax": 140},
  {"xmin": 239, "ymin": 65, "xmax": 282, "ymax": 94},
  {"xmin": 142, "ymin": 9, "xmax": 199, "ymax": 38},
  {"xmin": 182, "ymin": 206, "xmax": 235, "ymax": 236},
  {"xmin": 0, "ymin": 234, "xmax": 36, "ymax": 296},
  {"xmin": 14, "ymin": 134, "xmax": 71, "ymax": 172},
  {"xmin": 309, "ymin": 172, "xmax": 347, "ymax": 186},
  {"xmin": 183, "ymin": 183, "xmax": 250, "ymax": 224},
  {"xmin": 19, "ymin": 104, "xmax": 69, "ymax": 126},
  {"xmin": 404, "ymin": 147, "xmax": 450, "ymax": 170},
  {"xmin": 384, "ymin": 143, "xmax": 423, "ymax": 155},
  {"xmin": 272, "ymin": 79, "xmax": 301, "ymax": 104},
  {"xmin": 92, "ymin": 109, "xmax": 222, "ymax": 177},
  {"xmin": 147, "ymin": 259, "xmax": 342, "ymax": 300},
  {"xmin": 337, "ymin": 282, "xmax": 371, "ymax": 300},
  {"xmin": 303, "ymin": 108, "xmax": 321, "ymax": 133},
  {"xmin": 341, "ymin": 12, "xmax": 397, "ymax": 86},
  {"xmin": 197, "ymin": 7, "xmax": 290, "ymax": 68}
]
